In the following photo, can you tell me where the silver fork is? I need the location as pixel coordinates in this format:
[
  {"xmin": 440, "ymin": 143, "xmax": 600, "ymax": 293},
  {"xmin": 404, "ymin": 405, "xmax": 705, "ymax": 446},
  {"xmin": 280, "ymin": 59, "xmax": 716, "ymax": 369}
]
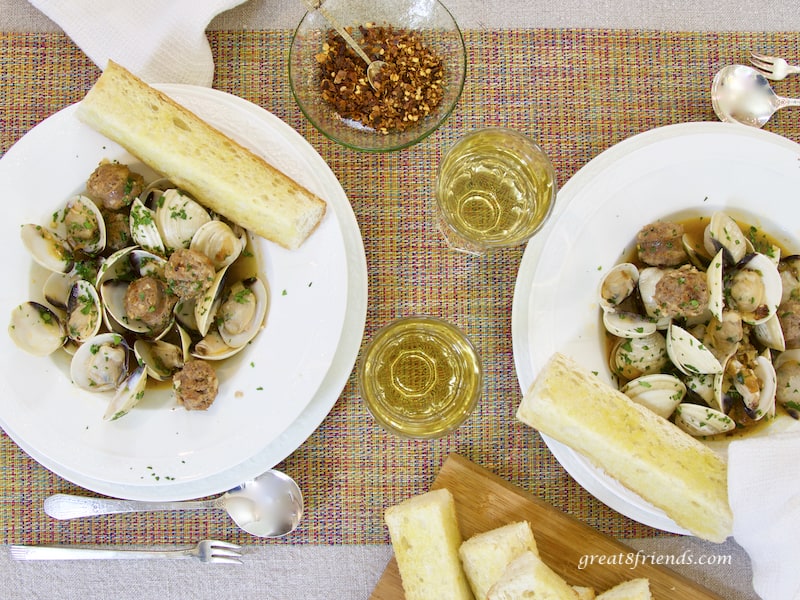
[
  {"xmin": 9, "ymin": 540, "xmax": 242, "ymax": 564},
  {"xmin": 749, "ymin": 51, "xmax": 800, "ymax": 80}
]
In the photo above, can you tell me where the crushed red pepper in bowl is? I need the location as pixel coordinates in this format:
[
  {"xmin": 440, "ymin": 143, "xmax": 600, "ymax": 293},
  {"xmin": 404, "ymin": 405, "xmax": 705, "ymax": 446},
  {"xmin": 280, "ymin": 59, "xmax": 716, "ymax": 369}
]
[
  {"xmin": 315, "ymin": 25, "xmax": 446, "ymax": 134},
  {"xmin": 289, "ymin": 0, "xmax": 466, "ymax": 152}
]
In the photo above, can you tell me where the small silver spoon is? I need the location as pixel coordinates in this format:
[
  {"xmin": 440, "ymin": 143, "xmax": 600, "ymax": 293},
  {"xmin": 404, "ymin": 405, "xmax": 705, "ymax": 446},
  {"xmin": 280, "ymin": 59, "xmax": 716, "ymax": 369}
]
[
  {"xmin": 711, "ymin": 64, "xmax": 800, "ymax": 128},
  {"xmin": 43, "ymin": 469, "xmax": 303, "ymax": 538},
  {"xmin": 301, "ymin": 0, "xmax": 388, "ymax": 90}
]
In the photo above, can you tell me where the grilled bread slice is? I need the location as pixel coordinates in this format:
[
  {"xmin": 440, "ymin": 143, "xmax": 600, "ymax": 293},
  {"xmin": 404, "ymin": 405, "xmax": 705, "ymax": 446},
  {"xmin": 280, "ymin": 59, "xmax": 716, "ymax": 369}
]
[
  {"xmin": 384, "ymin": 488, "xmax": 474, "ymax": 600},
  {"xmin": 486, "ymin": 550, "xmax": 580, "ymax": 600},
  {"xmin": 516, "ymin": 352, "xmax": 732, "ymax": 543},
  {"xmin": 77, "ymin": 60, "xmax": 326, "ymax": 250},
  {"xmin": 459, "ymin": 521, "xmax": 539, "ymax": 600}
]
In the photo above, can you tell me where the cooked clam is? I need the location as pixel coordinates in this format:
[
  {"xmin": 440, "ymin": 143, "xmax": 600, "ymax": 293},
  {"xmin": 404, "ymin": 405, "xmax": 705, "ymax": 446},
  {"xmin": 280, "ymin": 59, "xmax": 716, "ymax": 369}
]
[
  {"xmin": 598, "ymin": 263, "xmax": 638, "ymax": 312},
  {"xmin": 724, "ymin": 252, "xmax": 782, "ymax": 325},
  {"xmin": 674, "ymin": 403, "xmax": 736, "ymax": 436},
  {"xmin": 703, "ymin": 211, "xmax": 748, "ymax": 265},
  {"xmin": 774, "ymin": 349, "xmax": 800, "ymax": 418},
  {"xmin": 216, "ymin": 278, "xmax": 268, "ymax": 349},
  {"xmin": 65, "ymin": 279, "xmax": 102, "ymax": 343},
  {"xmin": 620, "ymin": 373, "xmax": 686, "ymax": 419},
  {"xmin": 62, "ymin": 194, "xmax": 106, "ymax": 256},
  {"xmin": 609, "ymin": 332, "xmax": 668, "ymax": 380},
  {"xmin": 129, "ymin": 198, "xmax": 165, "ymax": 256},
  {"xmin": 155, "ymin": 189, "xmax": 211, "ymax": 252},
  {"xmin": 70, "ymin": 332, "xmax": 130, "ymax": 392},
  {"xmin": 666, "ymin": 323, "xmax": 723, "ymax": 376},
  {"xmin": 190, "ymin": 220, "xmax": 246, "ymax": 271},
  {"xmin": 8, "ymin": 301, "xmax": 65, "ymax": 356},
  {"xmin": 20, "ymin": 224, "xmax": 73, "ymax": 273}
]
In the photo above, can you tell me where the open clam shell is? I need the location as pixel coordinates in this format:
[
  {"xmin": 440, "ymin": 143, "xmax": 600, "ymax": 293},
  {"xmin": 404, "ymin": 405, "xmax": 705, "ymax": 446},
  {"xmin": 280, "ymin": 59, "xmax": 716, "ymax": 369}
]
[
  {"xmin": 65, "ymin": 279, "xmax": 103, "ymax": 343},
  {"xmin": 598, "ymin": 262, "xmax": 638, "ymax": 312},
  {"xmin": 703, "ymin": 211, "xmax": 749, "ymax": 265},
  {"xmin": 190, "ymin": 220, "xmax": 246, "ymax": 271},
  {"xmin": 134, "ymin": 338, "xmax": 185, "ymax": 381},
  {"xmin": 20, "ymin": 224, "xmax": 73, "ymax": 274},
  {"xmin": 103, "ymin": 365, "xmax": 148, "ymax": 421},
  {"xmin": 726, "ymin": 252, "xmax": 782, "ymax": 326},
  {"xmin": 602, "ymin": 310, "xmax": 657, "ymax": 339},
  {"xmin": 8, "ymin": 301, "xmax": 66, "ymax": 356},
  {"xmin": 62, "ymin": 194, "xmax": 106, "ymax": 256},
  {"xmin": 70, "ymin": 332, "xmax": 130, "ymax": 392}
]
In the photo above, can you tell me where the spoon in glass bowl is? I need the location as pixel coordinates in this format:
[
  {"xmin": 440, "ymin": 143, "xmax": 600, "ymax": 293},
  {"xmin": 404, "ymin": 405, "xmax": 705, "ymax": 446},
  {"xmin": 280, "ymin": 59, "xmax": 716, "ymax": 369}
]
[
  {"xmin": 300, "ymin": 0, "xmax": 388, "ymax": 90},
  {"xmin": 43, "ymin": 469, "xmax": 303, "ymax": 538},
  {"xmin": 711, "ymin": 64, "xmax": 800, "ymax": 128}
]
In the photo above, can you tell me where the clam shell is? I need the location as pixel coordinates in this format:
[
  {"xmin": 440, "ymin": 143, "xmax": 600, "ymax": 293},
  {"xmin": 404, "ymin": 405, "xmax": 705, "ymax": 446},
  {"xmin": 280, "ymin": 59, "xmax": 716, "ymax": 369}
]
[
  {"xmin": 70, "ymin": 332, "xmax": 130, "ymax": 392},
  {"xmin": 20, "ymin": 224, "xmax": 73, "ymax": 274},
  {"xmin": 134, "ymin": 339, "xmax": 184, "ymax": 381},
  {"xmin": 66, "ymin": 279, "xmax": 102, "ymax": 343},
  {"xmin": 103, "ymin": 365, "xmax": 148, "ymax": 421},
  {"xmin": 602, "ymin": 310, "xmax": 657, "ymax": 339},
  {"xmin": 620, "ymin": 373, "xmax": 686, "ymax": 419},
  {"xmin": 729, "ymin": 252, "xmax": 782, "ymax": 325},
  {"xmin": 62, "ymin": 194, "xmax": 106, "ymax": 256},
  {"xmin": 666, "ymin": 322, "xmax": 723, "ymax": 376},
  {"xmin": 636, "ymin": 267, "xmax": 671, "ymax": 329},
  {"xmin": 674, "ymin": 403, "xmax": 736, "ymax": 436},
  {"xmin": 8, "ymin": 301, "xmax": 65, "ymax": 356},
  {"xmin": 129, "ymin": 198, "xmax": 165, "ymax": 256},
  {"xmin": 190, "ymin": 220, "xmax": 246, "ymax": 271},
  {"xmin": 155, "ymin": 189, "xmax": 211, "ymax": 252},
  {"xmin": 598, "ymin": 263, "xmax": 638, "ymax": 312},
  {"xmin": 217, "ymin": 277, "xmax": 268, "ymax": 349},
  {"xmin": 703, "ymin": 211, "xmax": 748, "ymax": 265},
  {"xmin": 609, "ymin": 332, "xmax": 668, "ymax": 380}
]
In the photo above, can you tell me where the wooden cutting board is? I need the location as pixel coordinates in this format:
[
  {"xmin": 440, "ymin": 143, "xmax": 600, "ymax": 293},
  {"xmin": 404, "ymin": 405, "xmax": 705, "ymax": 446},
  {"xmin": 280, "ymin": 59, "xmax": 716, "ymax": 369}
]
[{"xmin": 370, "ymin": 454, "xmax": 723, "ymax": 599}]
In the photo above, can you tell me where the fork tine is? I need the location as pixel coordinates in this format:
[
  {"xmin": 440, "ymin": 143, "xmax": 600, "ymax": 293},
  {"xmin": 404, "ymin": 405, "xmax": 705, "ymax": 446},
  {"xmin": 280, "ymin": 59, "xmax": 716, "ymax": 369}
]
[
  {"xmin": 749, "ymin": 56, "xmax": 772, "ymax": 69},
  {"xmin": 209, "ymin": 540, "xmax": 241, "ymax": 550},
  {"xmin": 750, "ymin": 51, "xmax": 774, "ymax": 64},
  {"xmin": 210, "ymin": 556, "xmax": 243, "ymax": 565},
  {"xmin": 211, "ymin": 547, "xmax": 243, "ymax": 558}
]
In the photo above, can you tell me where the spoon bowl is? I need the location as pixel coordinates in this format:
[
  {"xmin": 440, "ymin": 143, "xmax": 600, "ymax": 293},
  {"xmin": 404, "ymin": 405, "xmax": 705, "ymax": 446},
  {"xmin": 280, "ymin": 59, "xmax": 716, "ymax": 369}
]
[
  {"xmin": 711, "ymin": 64, "xmax": 800, "ymax": 128},
  {"xmin": 43, "ymin": 469, "xmax": 304, "ymax": 538}
]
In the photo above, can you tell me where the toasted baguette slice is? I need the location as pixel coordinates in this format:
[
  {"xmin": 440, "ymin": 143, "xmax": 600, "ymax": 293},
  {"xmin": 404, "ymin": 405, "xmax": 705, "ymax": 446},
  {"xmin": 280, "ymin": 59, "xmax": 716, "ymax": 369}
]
[
  {"xmin": 596, "ymin": 578, "xmax": 651, "ymax": 600},
  {"xmin": 459, "ymin": 521, "xmax": 539, "ymax": 600},
  {"xmin": 516, "ymin": 352, "xmax": 732, "ymax": 543},
  {"xmin": 77, "ymin": 60, "xmax": 326, "ymax": 250},
  {"xmin": 384, "ymin": 488, "xmax": 474, "ymax": 600},
  {"xmin": 486, "ymin": 550, "xmax": 580, "ymax": 600}
]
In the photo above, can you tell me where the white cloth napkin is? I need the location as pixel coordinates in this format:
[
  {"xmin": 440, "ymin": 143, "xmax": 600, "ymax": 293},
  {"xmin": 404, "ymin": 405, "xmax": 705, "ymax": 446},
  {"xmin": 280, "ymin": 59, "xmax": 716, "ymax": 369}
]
[
  {"xmin": 27, "ymin": 0, "xmax": 248, "ymax": 86},
  {"xmin": 728, "ymin": 430, "xmax": 800, "ymax": 600}
]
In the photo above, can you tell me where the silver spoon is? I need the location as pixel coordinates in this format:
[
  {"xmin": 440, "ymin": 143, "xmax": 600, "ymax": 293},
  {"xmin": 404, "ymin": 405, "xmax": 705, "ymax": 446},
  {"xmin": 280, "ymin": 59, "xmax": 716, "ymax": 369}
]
[
  {"xmin": 43, "ymin": 469, "xmax": 303, "ymax": 538},
  {"xmin": 301, "ymin": 0, "xmax": 388, "ymax": 90},
  {"xmin": 711, "ymin": 64, "xmax": 800, "ymax": 128}
]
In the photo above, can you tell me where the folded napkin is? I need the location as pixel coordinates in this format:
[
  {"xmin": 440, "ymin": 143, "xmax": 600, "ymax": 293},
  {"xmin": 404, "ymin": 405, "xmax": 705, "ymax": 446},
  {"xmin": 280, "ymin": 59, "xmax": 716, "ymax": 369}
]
[
  {"xmin": 28, "ymin": 0, "xmax": 248, "ymax": 86},
  {"xmin": 728, "ymin": 430, "xmax": 800, "ymax": 600}
]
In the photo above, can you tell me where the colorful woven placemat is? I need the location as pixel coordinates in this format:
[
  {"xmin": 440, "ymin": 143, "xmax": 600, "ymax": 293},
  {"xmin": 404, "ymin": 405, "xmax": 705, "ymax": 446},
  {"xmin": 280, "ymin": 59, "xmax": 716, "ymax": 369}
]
[{"xmin": 1, "ymin": 29, "xmax": 799, "ymax": 547}]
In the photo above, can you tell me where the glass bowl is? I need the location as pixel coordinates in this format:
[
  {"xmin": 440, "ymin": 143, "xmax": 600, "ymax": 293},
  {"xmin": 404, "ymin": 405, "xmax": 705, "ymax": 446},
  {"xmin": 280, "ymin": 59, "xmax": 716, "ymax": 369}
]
[{"xmin": 289, "ymin": 0, "xmax": 467, "ymax": 152}]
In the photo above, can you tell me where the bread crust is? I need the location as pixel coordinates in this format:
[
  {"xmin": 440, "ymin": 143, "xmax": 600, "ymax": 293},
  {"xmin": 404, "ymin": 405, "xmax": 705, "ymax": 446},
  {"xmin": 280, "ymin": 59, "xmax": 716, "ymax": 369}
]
[{"xmin": 77, "ymin": 60, "xmax": 326, "ymax": 250}]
